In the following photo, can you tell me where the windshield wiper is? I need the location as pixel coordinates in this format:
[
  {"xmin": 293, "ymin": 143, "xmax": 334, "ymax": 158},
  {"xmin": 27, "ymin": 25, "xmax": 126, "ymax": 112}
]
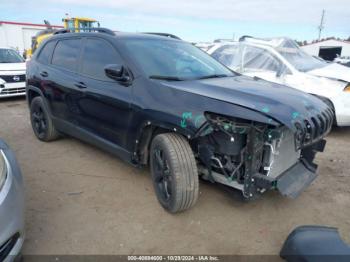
[
  {"xmin": 197, "ymin": 74, "xmax": 230, "ymax": 80},
  {"xmin": 149, "ymin": 75, "xmax": 185, "ymax": 81}
]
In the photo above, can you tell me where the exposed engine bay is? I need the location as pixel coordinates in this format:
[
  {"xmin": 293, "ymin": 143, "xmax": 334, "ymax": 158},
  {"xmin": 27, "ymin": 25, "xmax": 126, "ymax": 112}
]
[{"xmin": 194, "ymin": 113, "xmax": 327, "ymax": 199}]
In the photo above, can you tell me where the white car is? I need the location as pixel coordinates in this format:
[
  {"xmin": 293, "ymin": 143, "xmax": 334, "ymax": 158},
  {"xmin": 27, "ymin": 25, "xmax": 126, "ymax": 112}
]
[
  {"xmin": 0, "ymin": 47, "xmax": 26, "ymax": 98},
  {"xmin": 207, "ymin": 37, "xmax": 350, "ymax": 126}
]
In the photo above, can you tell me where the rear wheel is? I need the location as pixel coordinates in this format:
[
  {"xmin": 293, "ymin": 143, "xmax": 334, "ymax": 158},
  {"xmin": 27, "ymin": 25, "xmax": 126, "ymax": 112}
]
[
  {"xmin": 150, "ymin": 133, "xmax": 199, "ymax": 213},
  {"xmin": 30, "ymin": 96, "xmax": 60, "ymax": 142}
]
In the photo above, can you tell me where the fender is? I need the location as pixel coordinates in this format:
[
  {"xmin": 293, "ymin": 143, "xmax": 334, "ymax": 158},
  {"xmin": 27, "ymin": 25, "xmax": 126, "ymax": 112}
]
[
  {"xmin": 133, "ymin": 119, "xmax": 193, "ymax": 165},
  {"xmin": 132, "ymin": 106, "xmax": 280, "ymax": 166},
  {"xmin": 26, "ymin": 85, "xmax": 53, "ymax": 117}
]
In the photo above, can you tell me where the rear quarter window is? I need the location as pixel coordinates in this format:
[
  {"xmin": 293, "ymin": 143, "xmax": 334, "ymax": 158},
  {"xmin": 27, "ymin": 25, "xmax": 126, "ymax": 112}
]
[
  {"xmin": 37, "ymin": 41, "xmax": 56, "ymax": 64},
  {"xmin": 52, "ymin": 39, "xmax": 81, "ymax": 72}
]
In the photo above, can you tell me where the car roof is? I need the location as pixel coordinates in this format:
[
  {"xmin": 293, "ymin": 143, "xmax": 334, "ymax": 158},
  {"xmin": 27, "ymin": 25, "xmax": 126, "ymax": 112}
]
[
  {"xmin": 240, "ymin": 37, "xmax": 297, "ymax": 49},
  {"xmin": 49, "ymin": 31, "xmax": 182, "ymax": 42}
]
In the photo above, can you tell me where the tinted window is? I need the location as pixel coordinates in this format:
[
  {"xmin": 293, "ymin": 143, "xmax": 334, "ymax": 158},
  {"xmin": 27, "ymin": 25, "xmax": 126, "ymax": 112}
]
[
  {"xmin": 243, "ymin": 46, "xmax": 281, "ymax": 72},
  {"xmin": 81, "ymin": 38, "xmax": 122, "ymax": 80},
  {"xmin": 52, "ymin": 39, "xmax": 81, "ymax": 72},
  {"xmin": 211, "ymin": 45, "xmax": 239, "ymax": 69},
  {"xmin": 37, "ymin": 41, "xmax": 56, "ymax": 64}
]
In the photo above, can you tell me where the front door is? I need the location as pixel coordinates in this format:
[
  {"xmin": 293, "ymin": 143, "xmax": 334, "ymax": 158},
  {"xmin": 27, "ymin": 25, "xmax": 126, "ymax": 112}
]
[{"xmin": 72, "ymin": 37, "xmax": 133, "ymax": 149}]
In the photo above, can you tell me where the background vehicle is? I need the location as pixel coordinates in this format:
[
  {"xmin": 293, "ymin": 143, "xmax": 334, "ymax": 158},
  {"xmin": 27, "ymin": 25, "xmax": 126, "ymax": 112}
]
[
  {"xmin": 26, "ymin": 30, "xmax": 332, "ymax": 213},
  {"xmin": 0, "ymin": 47, "xmax": 26, "ymax": 98},
  {"xmin": 0, "ymin": 139, "xmax": 25, "ymax": 261},
  {"xmin": 207, "ymin": 37, "xmax": 350, "ymax": 126}
]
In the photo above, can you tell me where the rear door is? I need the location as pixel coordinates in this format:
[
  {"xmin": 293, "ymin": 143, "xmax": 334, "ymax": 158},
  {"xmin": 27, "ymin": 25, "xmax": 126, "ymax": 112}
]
[
  {"xmin": 47, "ymin": 38, "xmax": 83, "ymax": 124},
  {"xmin": 72, "ymin": 37, "xmax": 133, "ymax": 149},
  {"xmin": 27, "ymin": 39, "xmax": 56, "ymax": 105}
]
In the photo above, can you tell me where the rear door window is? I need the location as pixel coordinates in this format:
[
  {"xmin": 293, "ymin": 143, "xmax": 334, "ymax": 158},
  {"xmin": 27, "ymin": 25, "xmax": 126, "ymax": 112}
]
[
  {"xmin": 52, "ymin": 39, "xmax": 81, "ymax": 72},
  {"xmin": 37, "ymin": 41, "xmax": 56, "ymax": 64},
  {"xmin": 80, "ymin": 38, "xmax": 122, "ymax": 81}
]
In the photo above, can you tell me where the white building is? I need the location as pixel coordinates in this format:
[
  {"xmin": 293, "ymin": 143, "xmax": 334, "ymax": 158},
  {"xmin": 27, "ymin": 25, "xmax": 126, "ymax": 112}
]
[
  {"xmin": 301, "ymin": 39, "xmax": 350, "ymax": 61},
  {"xmin": 0, "ymin": 20, "xmax": 63, "ymax": 54}
]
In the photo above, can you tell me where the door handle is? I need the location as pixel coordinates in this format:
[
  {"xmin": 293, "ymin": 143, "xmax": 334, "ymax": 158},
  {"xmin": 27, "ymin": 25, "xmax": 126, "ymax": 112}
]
[
  {"xmin": 74, "ymin": 82, "xmax": 87, "ymax": 89},
  {"xmin": 40, "ymin": 71, "xmax": 48, "ymax": 77}
]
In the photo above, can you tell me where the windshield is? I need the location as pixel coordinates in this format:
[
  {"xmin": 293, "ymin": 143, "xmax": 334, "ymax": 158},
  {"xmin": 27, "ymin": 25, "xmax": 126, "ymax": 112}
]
[
  {"xmin": 276, "ymin": 39, "xmax": 327, "ymax": 72},
  {"xmin": 122, "ymin": 38, "xmax": 235, "ymax": 80},
  {"xmin": 0, "ymin": 49, "xmax": 24, "ymax": 63}
]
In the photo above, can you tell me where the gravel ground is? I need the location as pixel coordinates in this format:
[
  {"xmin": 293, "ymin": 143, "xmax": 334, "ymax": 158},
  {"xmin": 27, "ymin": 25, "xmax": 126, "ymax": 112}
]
[{"xmin": 1, "ymin": 97, "xmax": 349, "ymax": 256}]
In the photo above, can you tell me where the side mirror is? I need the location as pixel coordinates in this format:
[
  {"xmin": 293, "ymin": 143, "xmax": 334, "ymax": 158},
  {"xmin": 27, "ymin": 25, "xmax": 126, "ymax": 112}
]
[{"xmin": 104, "ymin": 64, "xmax": 131, "ymax": 83}]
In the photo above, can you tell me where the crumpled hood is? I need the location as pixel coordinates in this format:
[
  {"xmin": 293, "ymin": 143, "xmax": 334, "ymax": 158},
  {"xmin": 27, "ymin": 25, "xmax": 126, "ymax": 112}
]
[
  {"xmin": 0, "ymin": 62, "xmax": 26, "ymax": 72},
  {"xmin": 160, "ymin": 75, "xmax": 331, "ymax": 131},
  {"xmin": 308, "ymin": 63, "xmax": 350, "ymax": 82}
]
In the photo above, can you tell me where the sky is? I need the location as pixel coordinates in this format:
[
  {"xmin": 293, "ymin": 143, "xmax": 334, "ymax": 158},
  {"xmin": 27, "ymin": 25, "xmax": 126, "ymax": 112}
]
[{"xmin": 1, "ymin": 0, "xmax": 350, "ymax": 42}]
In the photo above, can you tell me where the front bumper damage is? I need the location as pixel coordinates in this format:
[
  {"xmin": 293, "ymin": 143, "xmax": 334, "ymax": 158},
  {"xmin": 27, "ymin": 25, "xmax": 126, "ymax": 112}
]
[
  {"xmin": 253, "ymin": 140, "xmax": 326, "ymax": 199},
  {"xmin": 254, "ymin": 160, "xmax": 318, "ymax": 199},
  {"xmin": 195, "ymin": 109, "xmax": 332, "ymax": 200}
]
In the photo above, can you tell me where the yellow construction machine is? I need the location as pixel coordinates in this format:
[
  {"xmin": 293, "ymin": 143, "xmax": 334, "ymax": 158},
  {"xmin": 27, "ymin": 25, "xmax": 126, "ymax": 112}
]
[
  {"xmin": 26, "ymin": 17, "xmax": 100, "ymax": 58},
  {"xmin": 62, "ymin": 17, "xmax": 100, "ymax": 32}
]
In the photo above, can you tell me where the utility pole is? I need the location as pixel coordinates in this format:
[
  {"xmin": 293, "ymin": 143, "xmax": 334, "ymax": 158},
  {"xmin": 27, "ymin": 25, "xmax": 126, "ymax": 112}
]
[{"xmin": 318, "ymin": 9, "xmax": 325, "ymax": 40}]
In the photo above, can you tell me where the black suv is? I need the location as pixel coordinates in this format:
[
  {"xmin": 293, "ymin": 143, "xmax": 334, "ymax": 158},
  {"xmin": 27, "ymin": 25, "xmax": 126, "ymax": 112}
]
[{"xmin": 26, "ymin": 29, "xmax": 333, "ymax": 213}]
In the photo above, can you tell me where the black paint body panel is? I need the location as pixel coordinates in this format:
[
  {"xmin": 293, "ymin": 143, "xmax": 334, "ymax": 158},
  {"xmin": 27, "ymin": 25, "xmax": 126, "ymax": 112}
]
[{"xmin": 26, "ymin": 32, "xmax": 332, "ymax": 163}]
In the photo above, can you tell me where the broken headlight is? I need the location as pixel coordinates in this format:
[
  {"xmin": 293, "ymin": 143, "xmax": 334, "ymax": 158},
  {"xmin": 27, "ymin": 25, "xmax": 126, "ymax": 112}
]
[
  {"xmin": 196, "ymin": 113, "xmax": 253, "ymax": 182},
  {"xmin": 203, "ymin": 113, "xmax": 250, "ymax": 155}
]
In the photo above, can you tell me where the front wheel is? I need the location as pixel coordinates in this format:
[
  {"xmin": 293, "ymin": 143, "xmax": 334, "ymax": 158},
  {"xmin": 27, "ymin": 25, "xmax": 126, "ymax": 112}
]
[{"xmin": 150, "ymin": 133, "xmax": 199, "ymax": 213}]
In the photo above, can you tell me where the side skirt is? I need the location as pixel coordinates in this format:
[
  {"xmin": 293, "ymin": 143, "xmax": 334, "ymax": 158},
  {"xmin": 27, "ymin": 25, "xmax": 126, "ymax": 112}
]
[{"xmin": 54, "ymin": 118, "xmax": 132, "ymax": 164}]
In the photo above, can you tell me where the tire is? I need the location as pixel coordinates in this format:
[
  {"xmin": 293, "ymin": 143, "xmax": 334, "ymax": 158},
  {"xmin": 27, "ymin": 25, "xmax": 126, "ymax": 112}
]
[
  {"xmin": 30, "ymin": 96, "xmax": 60, "ymax": 142},
  {"xmin": 150, "ymin": 133, "xmax": 199, "ymax": 213}
]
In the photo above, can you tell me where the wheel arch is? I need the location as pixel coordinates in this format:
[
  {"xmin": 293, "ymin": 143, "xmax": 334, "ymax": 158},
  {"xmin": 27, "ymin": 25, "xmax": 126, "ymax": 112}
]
[
  {"xmin": 26, "ymin": 86, "xmax": 53, "ymax": 116},
  {"xmin": 135, "ymin": 122, "xmax": 193, "ymax": 165}
]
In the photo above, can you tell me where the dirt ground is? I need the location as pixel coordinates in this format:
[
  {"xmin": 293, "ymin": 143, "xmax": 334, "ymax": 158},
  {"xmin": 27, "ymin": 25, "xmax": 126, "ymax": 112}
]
[{"xmin": 1, "ymin": 97, "xmax": 349, "ymax": 256}]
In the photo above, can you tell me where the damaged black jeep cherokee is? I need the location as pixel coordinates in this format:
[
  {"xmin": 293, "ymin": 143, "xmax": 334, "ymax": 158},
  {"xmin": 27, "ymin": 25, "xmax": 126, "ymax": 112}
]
[{"xmin": 26, "ymin": 29, "xmax": 333, "ymax": 213}]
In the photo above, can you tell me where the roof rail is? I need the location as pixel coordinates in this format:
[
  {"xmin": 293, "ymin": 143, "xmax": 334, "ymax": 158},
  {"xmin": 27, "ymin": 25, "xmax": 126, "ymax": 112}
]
[
  {"xmin": 53, "ymin": 27, "xmax": 115, "ymax": 36},
  {"xmin": 143, "ymin": 32, "xmax": 181, "ymax": 40}
]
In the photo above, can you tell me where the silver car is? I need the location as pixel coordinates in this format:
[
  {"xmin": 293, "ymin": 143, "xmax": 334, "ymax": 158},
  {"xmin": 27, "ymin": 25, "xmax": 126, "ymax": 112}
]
[{"xmin": 0, "ymin": 139, "xmax": 24, "ymax": 261}]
